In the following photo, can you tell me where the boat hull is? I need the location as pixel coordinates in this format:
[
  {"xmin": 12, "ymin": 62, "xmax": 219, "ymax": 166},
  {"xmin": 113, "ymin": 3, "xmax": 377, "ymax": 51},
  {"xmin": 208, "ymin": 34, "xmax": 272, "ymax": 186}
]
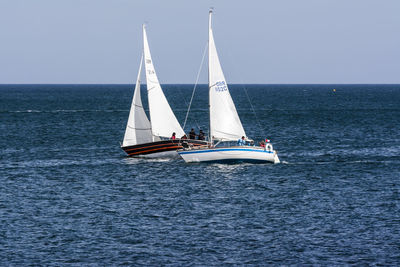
[
  {"xmin": 121, "ymin": 139, "xmax": 208, "ymax": 158},
  {"xmin": 178, "ymin": 146, "xmax": 280, "ymax": 164}
]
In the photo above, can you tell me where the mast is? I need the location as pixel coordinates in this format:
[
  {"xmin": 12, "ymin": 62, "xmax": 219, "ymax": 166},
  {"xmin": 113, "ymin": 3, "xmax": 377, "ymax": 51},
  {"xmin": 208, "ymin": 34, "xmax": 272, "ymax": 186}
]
[
  {"xmin": 208, "ymin": 9, "xmax": 213, "ymax": 144},
  {"xmin": 207, "ymin": 9, "xmax": 246, "ymax": 142},
  {"xmin": 142, "ymin": 24, "xmax": 156, "ymax": 142}
]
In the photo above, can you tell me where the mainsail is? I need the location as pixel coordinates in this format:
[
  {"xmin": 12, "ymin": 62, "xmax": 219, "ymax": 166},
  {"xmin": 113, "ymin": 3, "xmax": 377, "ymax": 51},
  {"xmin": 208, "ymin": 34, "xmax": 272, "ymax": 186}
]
[
  {"xmin": 143, "ymin": 25, "xmax": 185, "ymax": 139},
  {"xmin": 122, "ymin": 55, "xmax": 153, "ymax": 147},
  {"xmin": 208, "ymin": 10, "xmax": 246, "ymax": 141}
]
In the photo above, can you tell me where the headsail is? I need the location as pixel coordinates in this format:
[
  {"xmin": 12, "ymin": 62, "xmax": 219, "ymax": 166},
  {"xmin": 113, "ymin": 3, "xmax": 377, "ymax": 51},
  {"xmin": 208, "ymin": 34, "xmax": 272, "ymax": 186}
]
[
  {"xmin": 142, "ymin": 25, "xmax": 185, "ymax": 139},
  {"xmin": 208, "ymin": 10, "xmax": 246, "ymax": 141},
  {"xmin": 122, "ymin": 54, "xmax": 153, "ymax": 147}
]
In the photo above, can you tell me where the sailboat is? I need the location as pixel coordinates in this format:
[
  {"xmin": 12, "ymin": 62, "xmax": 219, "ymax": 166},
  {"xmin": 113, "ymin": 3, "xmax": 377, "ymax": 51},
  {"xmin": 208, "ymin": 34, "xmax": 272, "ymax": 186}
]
[
  {"xmin": 121, "ymin": 25, "xmax": 207, "ymax": 158},
  {"xmin": 178, "ymin": 10, "xmax": 280, "ymax": 163}
]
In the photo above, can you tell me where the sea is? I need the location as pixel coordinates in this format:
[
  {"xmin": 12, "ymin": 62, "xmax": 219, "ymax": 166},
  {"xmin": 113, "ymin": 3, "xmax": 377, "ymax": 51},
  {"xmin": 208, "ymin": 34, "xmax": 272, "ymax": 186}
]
[{"xmin": 1, "ymin": 84, "xmax": 399, "ymax": 265}]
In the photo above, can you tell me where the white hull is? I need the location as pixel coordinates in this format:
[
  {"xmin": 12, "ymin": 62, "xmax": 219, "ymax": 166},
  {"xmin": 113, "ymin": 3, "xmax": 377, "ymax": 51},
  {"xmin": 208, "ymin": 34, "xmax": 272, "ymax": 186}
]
[{"xmin": 178, "ymin": 146, "xmax": 280, "ymax": 164}]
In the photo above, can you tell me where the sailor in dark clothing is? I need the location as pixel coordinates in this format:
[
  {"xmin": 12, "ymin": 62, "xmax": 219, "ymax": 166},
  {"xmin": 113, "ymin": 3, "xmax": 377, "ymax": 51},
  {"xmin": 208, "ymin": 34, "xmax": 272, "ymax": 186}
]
[
  {"xmin": 198, "ymin": 130, "xmax": 205, "ymax": 140},
  {"xmin": 189, "ymin": 128, "xmax": 196, "ymax": 139}
]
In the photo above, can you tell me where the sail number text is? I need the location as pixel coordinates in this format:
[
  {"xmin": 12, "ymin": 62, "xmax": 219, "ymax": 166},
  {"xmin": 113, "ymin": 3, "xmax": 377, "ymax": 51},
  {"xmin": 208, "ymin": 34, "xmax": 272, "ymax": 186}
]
[{"xmin": 215, "ymin": 81, "xmax": 227, "ymax": 92}]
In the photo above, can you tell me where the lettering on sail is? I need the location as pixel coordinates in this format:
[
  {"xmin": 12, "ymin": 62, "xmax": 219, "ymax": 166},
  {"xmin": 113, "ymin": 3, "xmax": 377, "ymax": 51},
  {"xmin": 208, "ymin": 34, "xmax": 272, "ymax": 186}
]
[{"xmin": 215, "ymin": 81, "xmax": 227, "ymax": 92}]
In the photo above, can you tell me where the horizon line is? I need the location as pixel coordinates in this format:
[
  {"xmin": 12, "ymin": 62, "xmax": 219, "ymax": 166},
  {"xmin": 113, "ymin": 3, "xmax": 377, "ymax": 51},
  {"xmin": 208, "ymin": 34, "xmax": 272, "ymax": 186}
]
[{"xmin": 1, "ymin": 83, "xmax": 400, "ymax": 86}]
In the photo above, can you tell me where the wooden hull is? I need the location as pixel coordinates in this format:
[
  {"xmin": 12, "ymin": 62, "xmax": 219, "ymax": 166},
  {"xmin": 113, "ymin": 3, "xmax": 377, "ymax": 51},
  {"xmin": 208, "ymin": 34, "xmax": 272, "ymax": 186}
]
[{"xmin": 121, "ymin": 139, "xmax": 208, "ymax": 158}]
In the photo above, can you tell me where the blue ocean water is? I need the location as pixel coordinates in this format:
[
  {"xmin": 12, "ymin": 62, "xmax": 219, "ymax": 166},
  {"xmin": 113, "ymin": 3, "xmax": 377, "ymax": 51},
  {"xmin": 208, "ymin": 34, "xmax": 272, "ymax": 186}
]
[{"xmin": 1, "ymin": 84, "xmax": 399, "ymax": 265}]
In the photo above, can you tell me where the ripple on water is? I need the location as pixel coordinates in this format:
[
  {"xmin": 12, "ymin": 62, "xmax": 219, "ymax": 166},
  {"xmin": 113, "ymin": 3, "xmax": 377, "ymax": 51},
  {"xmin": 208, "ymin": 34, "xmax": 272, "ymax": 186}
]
[{"xmin": 1, "ymin": 84, "xmax": 400, "ymax": 265}]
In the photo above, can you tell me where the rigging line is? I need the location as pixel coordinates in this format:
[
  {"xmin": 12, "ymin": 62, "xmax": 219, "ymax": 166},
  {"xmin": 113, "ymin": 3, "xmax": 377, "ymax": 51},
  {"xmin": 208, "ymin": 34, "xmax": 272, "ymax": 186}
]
[
  {"xmin": 183, "ymin": 41, "xmax": 208, "ymax": 131},
  {"xmin": 160, "ymin": 82, "xmax": 195, "ymax": 133},
  {"xmin": 224, "ymin": 49, "xmax": 267, "ymax": 139},
  {"xmin": 242, "ymin": 84, "xmax": 266, "ymax": 138},
  {"xmin": 172, "ymin": 78, "xmax": 199, "ymax": 130}
]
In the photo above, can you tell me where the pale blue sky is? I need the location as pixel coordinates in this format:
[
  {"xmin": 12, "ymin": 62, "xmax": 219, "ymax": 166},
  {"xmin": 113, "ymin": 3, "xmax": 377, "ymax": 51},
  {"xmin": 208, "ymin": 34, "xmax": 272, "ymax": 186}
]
[{"xmin": 0, "ymin": 0, "xmax": 399, "ymax": 84}]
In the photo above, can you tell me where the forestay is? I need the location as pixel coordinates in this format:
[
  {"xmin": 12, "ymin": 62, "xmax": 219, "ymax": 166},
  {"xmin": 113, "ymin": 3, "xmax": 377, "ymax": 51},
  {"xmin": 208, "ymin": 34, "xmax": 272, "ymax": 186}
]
[
  {"xmin": 122, "ymin": 55, "xmax": 153, "ymax": 147},
  {"xmin": 142, "ymin": 25, "xmax": 185, "ymax": 138},
  {"xmin": 208, "ymin": 11, "xmax": 246, "ymax": 141}
]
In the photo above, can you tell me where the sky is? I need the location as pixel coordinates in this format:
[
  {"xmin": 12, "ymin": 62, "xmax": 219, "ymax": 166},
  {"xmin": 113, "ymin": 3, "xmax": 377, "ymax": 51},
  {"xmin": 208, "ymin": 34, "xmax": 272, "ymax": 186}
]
[{"xmin": 0, "ymin": 0, "xmax": 399, "ymax": 84}]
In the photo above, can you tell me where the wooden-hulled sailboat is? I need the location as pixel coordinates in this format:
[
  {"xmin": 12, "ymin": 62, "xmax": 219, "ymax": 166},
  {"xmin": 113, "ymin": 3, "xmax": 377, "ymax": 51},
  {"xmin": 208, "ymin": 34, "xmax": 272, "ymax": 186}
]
[
  {"xmin": 121, "ymin": 25, "xmax": 207, "ymax": 158},
  {"xmin": 178, "ymin": 10, "xmax": 280, "ymax": 163}
]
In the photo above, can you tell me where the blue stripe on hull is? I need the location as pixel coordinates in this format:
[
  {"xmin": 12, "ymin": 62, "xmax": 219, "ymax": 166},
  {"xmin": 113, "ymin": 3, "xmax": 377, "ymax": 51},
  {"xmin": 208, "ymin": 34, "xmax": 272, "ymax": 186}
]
[{"xmin": 190, "ymin": 158, "xmax": 274, "ymax": 164}]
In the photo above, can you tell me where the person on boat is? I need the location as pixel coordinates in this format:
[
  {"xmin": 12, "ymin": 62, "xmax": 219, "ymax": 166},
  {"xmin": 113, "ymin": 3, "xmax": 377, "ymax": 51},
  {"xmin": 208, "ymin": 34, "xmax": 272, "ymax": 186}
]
[
  {"xmin": 260, "ymin": 140, "xmax": 266, "ymax": 148},
  {"xmin": 198, "ymin": 130, "xmax": 205, "ymax": 140},
  {"xmin": 171, "ymin": 132, "xmax": 176, "ymax": 140},
  {"xmin": 181, "ymin": 134, "xmax": 188, "ymax": 139},
  {"xmin": 189, "ymin": 128, "xmax": 196, "ymax": 139},
  {"xmin": 237, "ymin": 136, "xmax": 245, "ymax": 146}
]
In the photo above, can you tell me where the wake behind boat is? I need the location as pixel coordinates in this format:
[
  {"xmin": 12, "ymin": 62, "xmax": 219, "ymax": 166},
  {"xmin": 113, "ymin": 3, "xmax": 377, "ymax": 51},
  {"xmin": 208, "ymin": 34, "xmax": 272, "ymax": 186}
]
[
  {"xmin": 178, "ymin": 10, "xmax": 280, "ymax": 164},
  {"xmin": 121, "ymin": 25, "xmax": 207, "ymax": 158}
]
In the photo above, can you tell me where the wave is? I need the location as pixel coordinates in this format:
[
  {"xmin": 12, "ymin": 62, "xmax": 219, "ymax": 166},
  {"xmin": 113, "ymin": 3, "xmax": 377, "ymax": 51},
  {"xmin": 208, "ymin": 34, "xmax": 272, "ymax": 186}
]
[
  {"xmin": 1, "ymin": 158, "xmax": 123, "ymax": 169},
  {"xmin": 279, "ymin": 159, "xmax": 399, "ymax": 165},
  {"xmin": 1, "ymin": 109, "xmax": 129, "ymax": 113},
  {"xmin": 284, "ymin": 146, "xmax": 400, "ymax": 159}
]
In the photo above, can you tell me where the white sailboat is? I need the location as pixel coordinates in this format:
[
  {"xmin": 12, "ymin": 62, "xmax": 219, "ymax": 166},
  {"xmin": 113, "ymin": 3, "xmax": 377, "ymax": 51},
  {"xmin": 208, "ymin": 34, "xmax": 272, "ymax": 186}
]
[
  {"xmin": 178, "ymin": 10, "xmax": 280, "ymax": 164},
  {"xmin": 121, "ymin": 25, "xmax": 207, "ymax": 158}
]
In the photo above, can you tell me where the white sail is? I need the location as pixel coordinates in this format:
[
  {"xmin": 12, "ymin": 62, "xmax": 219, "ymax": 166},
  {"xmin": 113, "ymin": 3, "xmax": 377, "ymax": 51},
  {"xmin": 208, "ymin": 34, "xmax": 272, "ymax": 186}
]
[
  {"xmin": 122, "ymin": 55, "xmax": 153, "ymax": 147},
  {"xmin": 208, "ymin": 11, "xmax": 246, "ymax": 141},
  {"xmin": 142, "ymin": 25, "xmax": 185, "ymax": 139}
]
